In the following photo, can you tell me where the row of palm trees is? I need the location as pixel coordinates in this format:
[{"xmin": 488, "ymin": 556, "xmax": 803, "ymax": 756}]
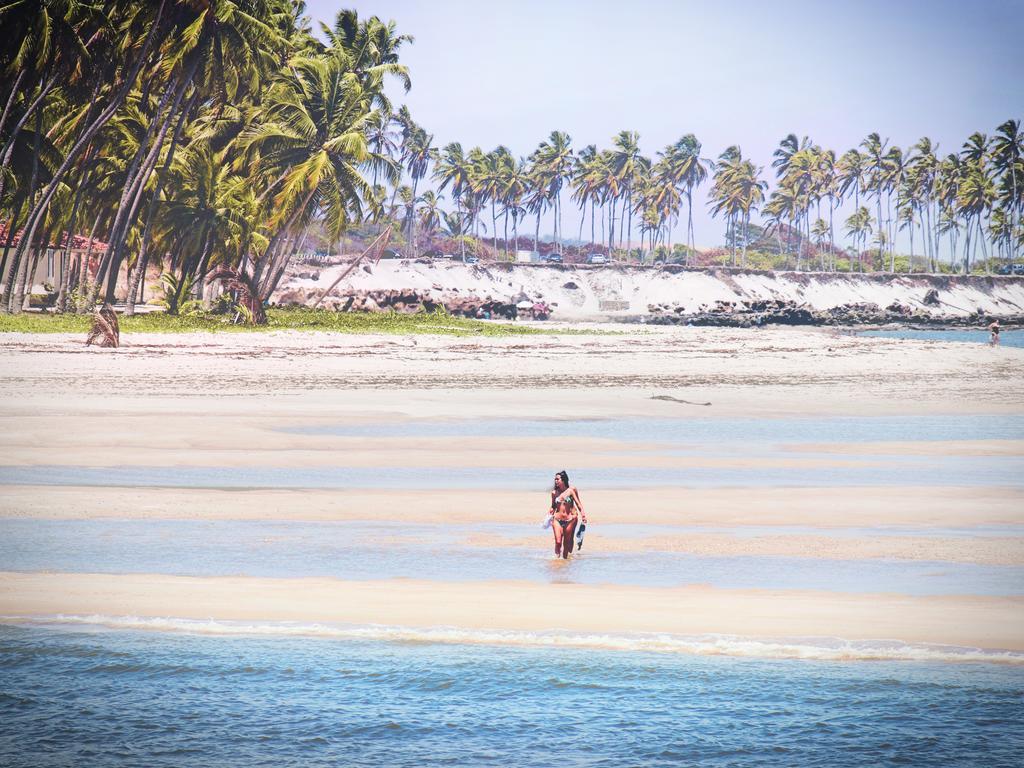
[
  {"xmin": 762, "ymin": 128, "xmax": 1023, "ymax": 273},
  {"xmin": 0, "ymin": 2, "xmax": 410, "ymax": 316},
  {"xmin": 384, "ymin": 123, "xmax": 1022, "ymax": 273},
  {"xmin": 2, "ymin": 4, "xmax": 1022, "ymax": 324}
]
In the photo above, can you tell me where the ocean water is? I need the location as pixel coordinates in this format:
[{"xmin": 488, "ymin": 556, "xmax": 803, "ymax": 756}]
[
  {"xmin": 282, "ymin": 413, "xmax": 1024, "ymax": 443},
  {"xmin": 1, "ymin": 624, "xmax": 1022, "ymax": 768},
  {"xmin": 2, "ymin": 453, "xmax": 1021, "ymax": 489},
  {"xmin": 860, "ymin": 328, "xmax": 1024, "ymax": 348},
  {"xmin": 4, "ymin": 412, "xmax": 1021, "ymax": 765},
  {"xmin": 2, "ymin": 519, "xmax": 1022, "ymax": 596}
]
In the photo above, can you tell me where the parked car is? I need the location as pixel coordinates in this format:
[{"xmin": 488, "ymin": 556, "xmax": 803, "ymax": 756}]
[
  {"xmin": 545, "ymin": 253, "xmax": 563, "ymax": 264},
  {"xmin": 381, "ymin": 248, "xmax": 404, "ymax": 259},
  {"xmin": 586, "ymin": 253, "xmax": 608, "ymax": 265},
  {"xmin": 997, "ymin": 263, "xmax": 1024, "ymax": 275},
  {"xmin": 462, "ymin": 254, "xmax": 479, "ymax": 264}
]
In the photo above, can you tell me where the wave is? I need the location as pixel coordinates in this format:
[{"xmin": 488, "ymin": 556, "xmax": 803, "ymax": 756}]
[{"xmin": 3, "ymin": 614, "xmax": 1022, "ymax": 665}]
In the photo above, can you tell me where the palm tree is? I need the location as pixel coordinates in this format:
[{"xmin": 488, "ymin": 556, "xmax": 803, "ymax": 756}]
[
  {"xmin": 401, "ymin": 124, "xmax": 434, "ymax": 257},
  {"xmin": 907, "ymin": 138, "xmax": 939, "ymax": 271},
  {"xmin": 532, "ymin": 131, "xmax": 573, "ymax": 252},
  {"xmin": 474, "ymin": 146, "xmax": 512, "ymax": 258},
  {"xmin": 958, "ymin": 133, "xmax": 995, "ymax": 273},
  {"xmin": 844, "ymin": 207, "xmax": 873, "ymax": 271},
  {"xmin": 991, "ymin": 120, "xmax": 1023, "ymax": 260},
  {"xmin": 609, "ymin": 130, "xmax": 641, "ymax": 251},
  {"xmin": 709, "ymin": 146, "xmax": 766, "ymax": 266},
  {"xmin": 883, "ymin": 145, "xmax": 905, "ymax": 271},
  {"xmin": 242, "ymin": 53, "xmax": 387, "ymax": 300},
  {"xmin": 416, "ymin": 190, "xmax": 443, "ymax": 240},
  {"xmin": 860, "ymin": 133, "xmax": 890, "ymax": 271},
  {"xmin": 502, "ymin": 156, "xmax": 529, "ymax": 256},
  {"xmin": 433, "ymin": 142, "xmax": 472, "ymax": 259}
]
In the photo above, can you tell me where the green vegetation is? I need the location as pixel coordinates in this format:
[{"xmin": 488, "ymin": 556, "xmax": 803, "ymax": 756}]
[
  {"xmin": 0, "ymin": 307, "xmax": 606, "ymax": 336},
  {"xmin": 1, "ymin": 2, "xmax": 1021, "ymax": 329}
]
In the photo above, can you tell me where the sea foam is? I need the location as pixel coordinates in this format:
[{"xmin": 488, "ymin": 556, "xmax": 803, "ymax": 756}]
[{"xmin": 3, "ymin": 614, "xmax": 1022, "ymax": 665}]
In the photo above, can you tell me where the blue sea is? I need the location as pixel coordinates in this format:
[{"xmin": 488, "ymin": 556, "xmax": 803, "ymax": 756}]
[
  {"xmin": 1, "ymin": 624, "xmax": 1022, "ymax": 768},
  {"xmin": 859, "ymin": 328, "xmax": 1024, "ymax": 348},
  {"xmin": 2, "ymin": 411, "xmax": 1022, "ymax": 766}
]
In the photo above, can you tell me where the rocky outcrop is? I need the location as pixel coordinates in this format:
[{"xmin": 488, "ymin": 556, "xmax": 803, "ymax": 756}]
[
  {"xmin": 274, "ymin": 287, "xmax": 524, "ymax": 320},
  {"xmin": 643, "ymin": 297, "xmax": 1024, "ymax": 327}
]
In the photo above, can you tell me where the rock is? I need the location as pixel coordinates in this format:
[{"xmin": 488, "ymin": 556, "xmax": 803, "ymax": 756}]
[{"xmin": 562, "ymin": 281, "xmax": 579, "ymax": 290}]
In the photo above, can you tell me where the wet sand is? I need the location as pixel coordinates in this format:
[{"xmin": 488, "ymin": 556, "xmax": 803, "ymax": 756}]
[
  {"xmin": 2, "ymin": 572, "xmax": 1021, "ymax": 652},
  {"xmin": 1, "ymin": 326, "xmax": 1022, "ymax": 651}
]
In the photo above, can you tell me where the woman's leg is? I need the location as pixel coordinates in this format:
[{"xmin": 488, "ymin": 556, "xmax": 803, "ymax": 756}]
[
  {"xmin": 551, "ymin": 521, "xmax": 563, "ymax": 555},
  {"xmin": 561, "ymin": 518, "xmax": 578, "ymax": 558}
]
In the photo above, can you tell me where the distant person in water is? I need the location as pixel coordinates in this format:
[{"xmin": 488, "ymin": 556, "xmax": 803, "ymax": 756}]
[
  {"xmin": 549, "ymin": 470, "xmax": 586, "ymax": 559},
  {"xmin": 989, "ymin": 318, "xmax": 1001, "ymax": 346}
]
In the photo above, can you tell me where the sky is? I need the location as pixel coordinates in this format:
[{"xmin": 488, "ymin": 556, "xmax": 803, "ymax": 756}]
[{"xmin": 305, "ymin": 0, "xmax": 1024, "ymax": 253}]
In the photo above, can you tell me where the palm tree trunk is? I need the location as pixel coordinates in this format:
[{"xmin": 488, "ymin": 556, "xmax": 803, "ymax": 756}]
[
  {"xmin": 590, "ymin": 200, "xmax": 596, "ymax": 250},
  {"xmin": 75, "ymin": 213, "xmax": 103, "ymax": 314},
  {"xmin": 105, "ymin": 64, "xmax": 198, "ymax": 303},
  {"xmin": 1, "ymin": 197, "xmax": 26, "ymax": 289},
  {"xmin": 2, "ymin": 0, "xmax": 168, "ymax": 313},
  {"xmin": 56, "ymin": 150, "xmax": 94, "ymax": 312},
  {"xmin": 126, "ymin": 89, "xmax": 197, "ymax": 315},
  {"xmin": 0, "ymin": 70, "xmax": 58, "ymax": 206},
  {"xmin": 0, "ymin": 68, "xmax": 26, "ymax": 144},
  {"xmin": 5, "ymin": 106, "xmax": 43, "ymax": 313}
]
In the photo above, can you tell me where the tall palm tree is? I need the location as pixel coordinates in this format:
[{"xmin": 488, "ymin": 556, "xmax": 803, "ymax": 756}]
[
  {"xmin": 843, "ymin": 206, "xmax": 873, "ymax": 271},
  {"xmin": 991, "ymin": 119, "xmax": 1023, "ymax": 260},
  {"xmin": 242, "ymin": 53, "xmax": 386, "ymax": 299},
  {"xmin": 433, "ymin": 142, "xmax": 472, "ymax": 259},
  {"xmin": 709, "ymin": 146, "xmax": 766, "ymax": 266},
  {"xmin": 908, "ymin": 138, "xmax": 939, "ymax": 271},
  {"xmin": 609, "ymin": 130, "xmax": 641, "ymax": 251},
  {"xmin": 401, "ymin": 123, "xmax": 434, "ymax": 257},
  {"xmin": 958, "ymin": 133, "xmax": 995, "ymax": 273},
  {"xmin": 860, "ymin": 133, "xmax": 890, "ymax": 272},
  {"xmin": 532, "ymin": 130, "xmax": 573, "ymax": 252},
  {"xmin": 416, "ymin": 189, "xmax": 442, "ymax": 238}
]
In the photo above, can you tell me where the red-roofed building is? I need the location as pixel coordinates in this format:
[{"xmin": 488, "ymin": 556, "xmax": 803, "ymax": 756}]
[{"xmin": 0, "ymin": 223, "xmax": 109, "ymax": 300}]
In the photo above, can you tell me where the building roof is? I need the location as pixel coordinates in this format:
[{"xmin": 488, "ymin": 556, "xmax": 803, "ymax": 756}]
[{"xmin": 0, "ymin": 223, "xmax": 108, "ymax": 252}]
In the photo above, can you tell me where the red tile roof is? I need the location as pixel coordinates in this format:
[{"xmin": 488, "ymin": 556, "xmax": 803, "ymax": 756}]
[{"xmin": 0, "ymin": 223, "xmax": 108, "ymax": 252}]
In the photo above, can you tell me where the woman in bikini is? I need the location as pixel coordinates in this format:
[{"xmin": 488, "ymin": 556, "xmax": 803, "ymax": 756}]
[{"xmin": 550, "ymin": 470, "xmax": 586, "ymax": 559}]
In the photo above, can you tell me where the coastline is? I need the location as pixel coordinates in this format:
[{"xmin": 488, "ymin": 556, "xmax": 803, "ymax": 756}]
[
  {"xmin": 1, "ymin": 325, "xmax": 1021, "ymax": 659},
  {"xmin": 3, "ymin": 572, "xmax": 1022, "ymax": 655}
]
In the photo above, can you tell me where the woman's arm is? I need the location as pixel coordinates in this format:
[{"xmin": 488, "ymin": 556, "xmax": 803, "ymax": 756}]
[{"xmin": 571, "ymin": 487, "xmax": 586, "ymax": 523}]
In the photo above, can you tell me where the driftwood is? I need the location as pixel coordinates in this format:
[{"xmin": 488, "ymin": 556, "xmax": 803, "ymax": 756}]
[
  {"xmin": 86, "ymin": 304, "xmax": 120, "ymax": 347},
  {"xmin": 649, "ymin": 394, "xmax": 712, "ymax": 406}
]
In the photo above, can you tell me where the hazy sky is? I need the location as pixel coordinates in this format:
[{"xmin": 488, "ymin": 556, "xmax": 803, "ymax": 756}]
[{"xmin": 306, "ymin": 0, "xmax": 1024, "ymax": 252}]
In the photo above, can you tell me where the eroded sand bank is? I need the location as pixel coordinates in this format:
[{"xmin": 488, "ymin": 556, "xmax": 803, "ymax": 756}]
[{"xmin": 2, "ymin": 572, "xmax": 1021, "ymax": 652}]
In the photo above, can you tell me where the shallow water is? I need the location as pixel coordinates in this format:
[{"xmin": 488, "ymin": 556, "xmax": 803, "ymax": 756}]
[
  {"xmin": 860, "ymin": 328, "xmax": 1024, "ymax": 348},
  {"xmin": 283, "ymin": 413, "xmax": 1024, "ymax": 443},
  {"xmin": 1, "ymin": 625, "xmax": 1021, "ymax": 768},
  {"xmin": 3, "ymin": 453, "xmax": 1021, "ymax": 489},
  {"xmin": 2, "ymin": 519, "xmax": 1021, "ymax": 596}
]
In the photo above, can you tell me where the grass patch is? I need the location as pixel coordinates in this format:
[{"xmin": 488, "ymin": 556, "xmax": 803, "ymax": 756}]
[{"xmin": 0, "ymin": 307, "xmax": 610, "ymax": 336}]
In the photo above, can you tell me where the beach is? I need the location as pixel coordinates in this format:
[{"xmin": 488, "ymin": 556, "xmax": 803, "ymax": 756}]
[
  {"xmin": 1, "ymin": 324, "xmax": 1022, "ymax": 652},
  {"xmin": 2, "ymin": 321, "xmax": 1024, "ymax": 767}
]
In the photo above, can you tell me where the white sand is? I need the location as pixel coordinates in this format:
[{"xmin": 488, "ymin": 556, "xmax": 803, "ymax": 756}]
[{"xmin": 1, "ymin": 325, "xmax": 1022, "ymax": 650}]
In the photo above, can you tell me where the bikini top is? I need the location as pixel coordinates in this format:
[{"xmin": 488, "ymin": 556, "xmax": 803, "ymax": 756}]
[{"xmin": 553, "ymin": 490, "xmax": 574, "ymax": 510}]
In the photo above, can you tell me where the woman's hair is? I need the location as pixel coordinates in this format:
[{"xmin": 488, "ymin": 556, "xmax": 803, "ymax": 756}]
[{"xmin": 555, "ymin": 470, "xmax": 569, "ymax": 487}]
